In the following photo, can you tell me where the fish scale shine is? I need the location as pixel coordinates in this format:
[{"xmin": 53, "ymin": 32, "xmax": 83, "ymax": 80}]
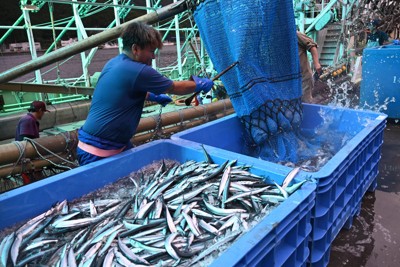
[{"xmin": 0, "ymin": 157, "xmax": 306, "ymax": 266}]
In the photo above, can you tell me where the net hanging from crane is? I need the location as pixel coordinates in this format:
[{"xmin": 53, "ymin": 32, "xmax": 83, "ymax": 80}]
[{"xmin": 194, "ymin": 0, "xmax": 314, "ymax": 163}]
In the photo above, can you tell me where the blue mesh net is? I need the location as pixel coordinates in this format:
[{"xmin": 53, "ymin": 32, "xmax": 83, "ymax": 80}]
[{"xmin": 194, "ymin": 0, "xmax": 307, "ymax": 163}]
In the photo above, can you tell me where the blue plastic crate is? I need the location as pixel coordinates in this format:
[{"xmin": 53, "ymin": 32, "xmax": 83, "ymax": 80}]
[
  {"xmin": 0, "ymin": 140, "xmax": 315, "ymax": 267},
  {"xmin": 360, "ymin": 44, "xmax": 400, "ymax": 119},
  {"xmin": 171, "ymin": 104, "xmax": 387, "ymax": 266}
]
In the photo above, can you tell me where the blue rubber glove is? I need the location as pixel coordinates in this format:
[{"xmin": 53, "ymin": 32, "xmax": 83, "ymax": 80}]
[
  {"xmin": 147, "ymin": 93, "xmax": 172, "ymax": 107},
  {"xmin": 393, "ymin": 39, "xmax": 400, "ymax": 45},
  {"xmin": 191, "ymin": 75, "xmax": 214, "ymax": 94}
]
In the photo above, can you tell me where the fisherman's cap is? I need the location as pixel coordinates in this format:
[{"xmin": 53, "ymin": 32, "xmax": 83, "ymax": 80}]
[{"xmin": 29, "ymin": 101, "xmax": 50, "ymax": 112}]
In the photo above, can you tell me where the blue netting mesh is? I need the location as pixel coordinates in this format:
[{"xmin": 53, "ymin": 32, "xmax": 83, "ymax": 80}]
[{"xmin": 194, "ymin": 0, "xmax": 306, "ymax": 163}]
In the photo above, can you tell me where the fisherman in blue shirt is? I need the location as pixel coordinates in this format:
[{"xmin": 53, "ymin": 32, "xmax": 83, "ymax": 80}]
[{"xmin": 77, "ymin": 22, "xmax": 213, "ymax": 165}]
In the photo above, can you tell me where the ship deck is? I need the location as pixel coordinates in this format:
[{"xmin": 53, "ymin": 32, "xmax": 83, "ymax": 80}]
[{"xmin": 329, "ymin": 120, "xmax": 400, "ymax": 266}]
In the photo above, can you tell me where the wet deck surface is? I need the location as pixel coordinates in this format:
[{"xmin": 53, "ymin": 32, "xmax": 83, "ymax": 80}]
[{"xmin": 329, "ymin": 120, "xmax": 400, "ymax": 267}]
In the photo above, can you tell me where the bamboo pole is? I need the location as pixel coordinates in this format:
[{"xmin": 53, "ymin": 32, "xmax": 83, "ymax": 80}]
[
  {"xmin": 0, "ymin": 153, "xmax": 74, "ymax": 178},
  {"xmin": 132, "ymin": 108, "xmax": 234, "ymax": 144},
  {"xmin": 0, "ymin": 100, "xmax": 233, "ymax": 168},
  {"xmin": 0, "ymin": 107, "xmax": 238, "ymax": 178},
  {"xmin": 0, "ymin": 133, "xmax": 78, "ymax": 166},
  {"xmin": 136, "ymin": 99, "xmax": 233, "ymax": 132},
  {"xmin": 0, "ymin": 82, "xmax": 95, "ymax": 95}
]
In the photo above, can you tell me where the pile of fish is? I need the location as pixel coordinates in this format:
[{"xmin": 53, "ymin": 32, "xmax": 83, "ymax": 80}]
[{"xmin": 0, "ymin": 156, "xmax": 305, "ymax": 267}]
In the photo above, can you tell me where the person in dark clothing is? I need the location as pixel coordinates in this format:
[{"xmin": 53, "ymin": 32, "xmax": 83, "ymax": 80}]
[
  {"xmin": 77, "ymin": 22, "xmax": 214, "ymax": 166},
  {"xmin": 297, "ymin": 31, "xmax": 323, "ymax": 103},
  {"xmin": 366, "ymin": 19, "xmax": 389, "ymax": 47},
  {"xmin": 15, "ymin": 100, "xmax": 50, "ymax": 141},
  {"xmin": 15, "ymin": 100, "xmax": 50, "ymax": 184}
]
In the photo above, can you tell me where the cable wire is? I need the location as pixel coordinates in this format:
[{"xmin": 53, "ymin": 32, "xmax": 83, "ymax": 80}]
[{"xmin": 24, "ymin": 137, "xmax": 78, "ymax": 168}]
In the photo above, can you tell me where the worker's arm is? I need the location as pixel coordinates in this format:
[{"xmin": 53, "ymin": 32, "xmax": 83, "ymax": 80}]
[
  {"xmin": 165, "ymin": 80, "xmax": 197, "ymax": 95},
  {"xmin": 309, "ymin": 46, "xmax": 322, "ymax": 75},
  {"xmin": 146, "ymin": 80, "xmax": 199, "ymax": 106},
  {"xmin": 297, "ymin": 31, "xmax": 323, "ymax": 74},
  {"xmin": 148, "ymin": 77, "xmax": 213, "ymax": 106},
  {"xmin": 165, "ymin": 76, "xmax": 213, "ymax": 95}
]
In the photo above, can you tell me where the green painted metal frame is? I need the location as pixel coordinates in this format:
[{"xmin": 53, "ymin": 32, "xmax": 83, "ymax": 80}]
[
  {"xmin": 0, "ymin": 0, "xmax": 204, "ymax": 113},
  {"xmin": 0, "ymin": 0, "xmax": 359, "ymax": 113},
  {"xmin": 295, "ymin": 0, "xmax": 359, "ymax": 67}
]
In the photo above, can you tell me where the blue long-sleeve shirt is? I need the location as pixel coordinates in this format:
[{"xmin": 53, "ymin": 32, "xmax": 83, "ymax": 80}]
[{"xmin": 81, "ymin": 54, "xmax": 173, "ymax": 146}]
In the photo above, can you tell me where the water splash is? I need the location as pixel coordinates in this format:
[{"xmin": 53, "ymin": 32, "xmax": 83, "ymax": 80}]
[
  {"xmin": 245, "ymin": 77, "xmax": 392, "ymax": 172},
  {"xmin": 237, "ymin": 72, "xmax": 392, "ymax": 172},
  {"xmin": 361, "ymin": 89, "xmax": 395, "ymax": 113},
  {"xmin": 326, "ymin": 79, "xmax": 360, "ymax": 109},
  {"xmin": 325, "ymin": 77, "xmax": 396, "ymax": 116},
  {"xmin": 246, "ymin": 120, "xmax": 352, "ymax": 172}
]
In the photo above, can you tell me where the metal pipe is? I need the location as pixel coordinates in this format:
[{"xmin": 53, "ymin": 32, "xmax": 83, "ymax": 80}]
[
  {"xmin": 0, "ymin": 0, "xmax": 189, "ymax": 84},
  {"xmin": 113, "ymin": 0, "xmax": 123, "ymax": 53},
  {"xmin": 132, "ymin": 108, "xmax": 234, "ymax": 144},
  {"xmin": 305, "ymin": 0, "xmax": 338, "ymax": 34},
  {"xmin": 45, "ymin": 19, "xmax": 75, "ymax": 54},
  {"xmin": 173, "ymin": 0, "xmax": 183, "ymax": 79},
  {"xmin": 0, "ymin": 26, "xmax": 197, "ymax": 31},
  {"xmin": 0, "ymin": 26, "xmax": 112, "ymax": 31},
  {"xmin": 22, "ymin": 8, "xmax": 43, "ymax": 84},
  {"xmin": 0, "ymin": 99, "xmax": 233, "ymax": 167},
  {"xmin": 0, "ymin": 15, "xmax": 24, "ymax": 45},
  {"xmin": 40, "ymin": 0, "xmax": 153, "ymax": 11}
]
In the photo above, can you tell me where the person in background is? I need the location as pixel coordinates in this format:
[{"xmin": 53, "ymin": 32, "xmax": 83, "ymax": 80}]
[
  {"xmin": 297, "ymin": 31, "xmax": 323, "ymax": 103},
  {"xmin": 77, "ymin": 22, "xmax": 213, "ymax": 166},
  {"xmin": 15, "ymin": 100, "xmax": 50, "ymax": 141},
  {"xmin": 366, "ymin": 19, "xmax": 389, "ymax": 47},
  {"xmin": 15, "ymin": 100, "xmax": 50, "ymax": 184}
]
